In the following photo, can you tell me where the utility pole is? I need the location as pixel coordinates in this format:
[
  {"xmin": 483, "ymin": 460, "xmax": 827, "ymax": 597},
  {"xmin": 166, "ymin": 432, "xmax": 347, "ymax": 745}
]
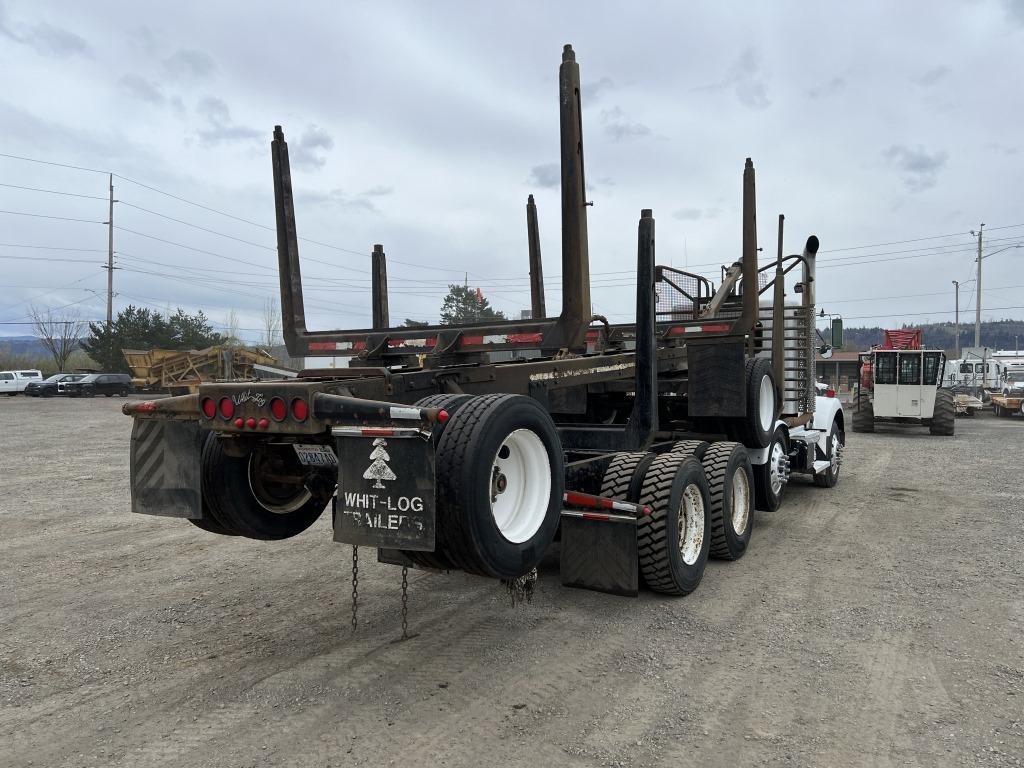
[
  {"xmin": 106, "ymin": 174, "xmax": 115, "ymax": 330},
  {"xmin": 973, "ymin": 223, "xmax": 984, "ymax": 348},
  {"xmin": 952, "ymin": 279, "xmax": 960, "ymax": 359}
]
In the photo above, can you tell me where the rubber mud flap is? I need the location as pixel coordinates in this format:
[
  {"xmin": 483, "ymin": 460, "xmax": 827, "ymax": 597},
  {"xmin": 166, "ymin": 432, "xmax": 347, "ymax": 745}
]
[{"xmin": 130, "ymin": 419, "xmax": 202, "ymax": 518}]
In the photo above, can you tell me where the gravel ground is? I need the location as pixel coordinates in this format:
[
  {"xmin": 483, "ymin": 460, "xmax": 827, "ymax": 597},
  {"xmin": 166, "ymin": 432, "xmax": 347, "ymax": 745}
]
[{"xmin": 1, "ymin": 395, "xmax": 1022, "ymax": 768}]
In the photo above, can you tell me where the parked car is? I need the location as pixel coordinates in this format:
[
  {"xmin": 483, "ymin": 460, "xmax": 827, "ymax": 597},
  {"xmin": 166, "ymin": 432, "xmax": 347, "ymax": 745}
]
[
  {"xmin": 0, "ymin": 369, "xmax": 43, "ymax": 396},
  {"xmin": 24, "ymin": 373, "xmax": 86, "ymax": 397},
  {"xmin": 59, "ymin": 373, "xmax": 134, "ymax": 398}
]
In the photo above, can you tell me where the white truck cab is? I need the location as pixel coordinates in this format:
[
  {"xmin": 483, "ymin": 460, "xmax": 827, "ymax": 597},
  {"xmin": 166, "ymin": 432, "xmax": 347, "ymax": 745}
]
[{"xmin": 0, "ymin": 369, "xmax": 43, "ymax": 395}]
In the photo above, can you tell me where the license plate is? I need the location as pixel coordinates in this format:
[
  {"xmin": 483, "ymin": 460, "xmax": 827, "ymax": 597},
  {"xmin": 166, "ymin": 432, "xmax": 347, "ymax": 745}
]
[{"xmin": 293, "ymin": 444, "xmax": 338, "ymax": 467}]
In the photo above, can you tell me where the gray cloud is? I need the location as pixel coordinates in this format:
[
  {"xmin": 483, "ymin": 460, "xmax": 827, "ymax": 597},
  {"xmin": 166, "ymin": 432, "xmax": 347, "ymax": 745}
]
[
  {"xmin": 1005, "ymin": 0, "xmax": 1024, "ymax": 24},
  {"xmin": 985, "ymin": 141, "xmax": 1018, "ymax": 156},
  {"xmin": 583, "ymin": 76, "xmax": 614, "ymax": 103},
  {"xmin": 362, "ymin": 185, "xmax": 394, "ymax": 197},
  {"xmin": 195, "ymin": 96, "xmax": 260, "ymax": 145},
  {"xmin": 807, "ymin": 75, "xmax": 847, "ymax": 100},
  {"xmin": 528, "ymin": 163, "xmax": 560, "ymax": 188},
  {"xmin": 163, "ymin": 48, "xmax": 215, "ymax": 81},
  {"xmin": 673, "ymin": 207, "xmax": 720, "ymax": 221},
  {"xmin": 883, "ymin": 144, "xmax": 949, "ymax": 192},
  {"xmin": 698, "ymin": 46, "xmax": 771, "ymax": 110},
  {"xmin": 119, "ymin": 73, "xmax": 165, "ymax": 105},
  {"xmin": 296, "ymin": 188, "xmax": 379, "ymax": 213},
  {"xmin": 601, "ymin": 106, "xmax": 651, "ymax": 141},
  {"xmin": 915, "ymin": 66, "xmax": 950, "ymax": 87},
  {"xmin": 290, "ymin": 124, "xmax": 335, "ymax": 169},
  {"xmin": 0, "ymin": 3, "xmax": 91, "ymax": 58}
]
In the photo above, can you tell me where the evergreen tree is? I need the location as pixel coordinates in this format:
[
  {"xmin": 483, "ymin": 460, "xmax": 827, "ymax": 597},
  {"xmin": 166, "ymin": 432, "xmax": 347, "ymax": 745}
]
[{"xmin": 439, "ymin": 285, "xmax": 506, "ymax": 325}]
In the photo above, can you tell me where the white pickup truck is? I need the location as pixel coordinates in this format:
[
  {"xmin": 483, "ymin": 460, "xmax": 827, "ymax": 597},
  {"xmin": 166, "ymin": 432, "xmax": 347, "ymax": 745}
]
[{"xmin": 0, "ymin": 369, "xmax": 43, "ymax": 396}]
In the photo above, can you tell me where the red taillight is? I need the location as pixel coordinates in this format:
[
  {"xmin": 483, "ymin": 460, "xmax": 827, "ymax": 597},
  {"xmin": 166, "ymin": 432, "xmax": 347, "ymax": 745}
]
[
  {"xmin": 201, "ymin": 397, "xmax": 216, "ymax": 419},
  {"xmin": 246, "ymin": 417, "xmax": 257, "ymax": 429},
  {"xmin": 291, "ymin": 398, "xmax": 309, "ymax": 422},
  {"xmin": 270, "ymin": 397, "xmax": 287, "ymax": 421},
  {"xmin": 437, "ymin": 408, "xmax": 449, "ymax": 424},
  {"xmin": 234, "ymin": 417, "xmax": 244, "ymax": 428},
  {"xmin": 826, "ymin": 388, "xmax": 836, "ymax": 398},
  {"xmin": 219, "ymin": 397, "xmax": 235, "ymax": 419},
  {"xmin": 257, "ymin": 418, "xmax": 270, "ymax": 430}
]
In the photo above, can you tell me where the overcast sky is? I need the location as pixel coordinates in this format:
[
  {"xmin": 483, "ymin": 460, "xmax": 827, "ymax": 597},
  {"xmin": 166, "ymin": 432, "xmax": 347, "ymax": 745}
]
[{"xmin": 2, "ymin": 0, "xmax": 1023, "ymax": 345}]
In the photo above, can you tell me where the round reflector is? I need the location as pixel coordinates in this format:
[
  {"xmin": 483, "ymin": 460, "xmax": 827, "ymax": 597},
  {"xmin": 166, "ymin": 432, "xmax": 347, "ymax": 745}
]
[
  {"xmin": 437, "ymin": 409, "xmax": 450, "ymax": 424},
  {"xmin": 219, "ymin": 397, "xmax": 235, "ymax": 419},
  {"xmin": 269, "ymin": 397, "xmax": 287, "ymax": 421},
  {"xmin": 257, "ymin": 418, "xmax": 270, "ymax": 430},
  {"xmin": 246, "ymin": 417, "xmax": 257, "ymax": 429},
  {"xmin": 291, "ymin": 397, "xmax": 309, "ymax": 422},
  {"xmin": 200, "ymin": 397, "xmax": 216, "ymax": 419},
  {"xmin": 234, "ymin": 417, "xmax": 244, "ymax": 428}
]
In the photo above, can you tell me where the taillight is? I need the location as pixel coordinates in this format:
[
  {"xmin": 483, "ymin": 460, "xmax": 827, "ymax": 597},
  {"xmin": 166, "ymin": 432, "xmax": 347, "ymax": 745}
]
[
  {"xmin": 291, "ymin": 397, "xmax": 309, "ymax": 422},
  {"xmin": 218, "ymin": 397, "xmax": 235, "ymax": 419},
  {"xmin": 437, "ymin": 409, "xmax": 450, "ymax": 424},
  {"xmin": 200, "ymin": 397, "xmax": 216, "ymax": 419},
  {"xmin": 246, "ymin": 417, "xmax": 257, "ymax": 429},
  {"xmin": 234, "ymin": 417, "xmax": 244, "ymax": 428},
  {"xmin": 826, "ymin": 388, "xmax": 836, "ymax": 398},
  {"xmin": 257, "ymin": 418, "xmax": 270, "ymax": 430},
  {"xmin": 270, "ymin": 397, "xmax": 287, "ymax": 421}
]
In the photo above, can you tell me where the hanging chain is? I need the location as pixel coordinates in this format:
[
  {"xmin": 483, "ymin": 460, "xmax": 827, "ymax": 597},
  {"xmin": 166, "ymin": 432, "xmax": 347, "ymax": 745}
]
[
  {"xmin": 400, "ymin": 566, "xmax": 410, "ymax": 640},
  {"xmin": 351, "ymin": 545, "xmax": 359, "ymax": 631}
]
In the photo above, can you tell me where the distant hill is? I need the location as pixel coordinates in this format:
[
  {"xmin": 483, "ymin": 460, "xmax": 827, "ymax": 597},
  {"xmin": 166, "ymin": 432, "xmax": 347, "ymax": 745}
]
[
  {"xmin": 839, "ymin": 319, "xmax": 1024, "ymax": 355},
  {"xmin": 0, "ymin": 335, "xmax": 49, "ymax": 358}
]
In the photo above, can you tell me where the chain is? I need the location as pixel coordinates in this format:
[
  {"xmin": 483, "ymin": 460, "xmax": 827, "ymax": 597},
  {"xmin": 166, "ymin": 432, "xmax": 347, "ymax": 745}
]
[
  {"xmin": 400, "ymin": 566, "xmax": 409, "ymax": 640},
  {"xmin": 351, "ymin": 545, "xmax": 359, "ymax": 631}
]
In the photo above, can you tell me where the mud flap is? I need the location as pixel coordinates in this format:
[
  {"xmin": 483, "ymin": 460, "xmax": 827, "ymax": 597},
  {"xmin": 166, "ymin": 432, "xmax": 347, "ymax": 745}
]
[
  {"xmin": 559, "ymin": 511, "xmax": 639, "ymax": 597},
  {"xmin": 129, "ymin": 419, "xmax": 203, "ymax": 518},
  {"xmin": 333, "ymin": 429, "xmax": 436, "ymax": 551}
]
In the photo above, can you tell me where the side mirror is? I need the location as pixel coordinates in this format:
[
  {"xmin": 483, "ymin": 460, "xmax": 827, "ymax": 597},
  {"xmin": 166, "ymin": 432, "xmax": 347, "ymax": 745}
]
[{"xmin": 819, "ymin": 344, "xmax": 834, "ymax": 360}]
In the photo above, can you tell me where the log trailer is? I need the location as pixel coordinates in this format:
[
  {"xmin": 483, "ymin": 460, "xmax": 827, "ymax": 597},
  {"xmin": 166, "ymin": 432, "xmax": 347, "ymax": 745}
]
[{"xmin": 124, "ymin": 45, "xmax": 844, "ymax": 600}]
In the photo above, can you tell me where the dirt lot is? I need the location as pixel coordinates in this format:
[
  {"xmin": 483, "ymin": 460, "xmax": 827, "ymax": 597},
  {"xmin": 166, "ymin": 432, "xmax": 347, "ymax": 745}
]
[{"xmin": 1, "ymin": 396, "xmax": 1022, "ymax": 768}]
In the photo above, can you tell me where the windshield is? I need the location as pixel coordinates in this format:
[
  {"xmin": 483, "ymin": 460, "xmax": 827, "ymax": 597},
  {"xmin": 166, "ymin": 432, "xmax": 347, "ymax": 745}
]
[
  {"xmin": 1007, "ymin": 371, "xmax": 1024, "ymax": 382},
  {"xmin": 77, "ymin": 374, "xmax": 100, "ymax": 383}
]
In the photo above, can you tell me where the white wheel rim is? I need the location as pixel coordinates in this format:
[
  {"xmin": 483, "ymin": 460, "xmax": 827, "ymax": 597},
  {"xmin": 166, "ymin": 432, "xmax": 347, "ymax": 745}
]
[
  {"xmin": 730, "ymin": 469, "xmax": 750, "ymax": 535},
  {"xmin": 490, "ymin": 428, "xmax": 550, "ymax": 544},
  {"xmin": 678, "ymin": 483, "xmax": 705, "ymax": 566},
  {"xmin": 758, "ymin": 374, "xmax": 775, "ymax": 432},
  {"xmin": 829, "ymin": 433, "xmax": 840, "ymax": 475},
  {"xmin": 769, "ymin": 440, "xmax": 786, "ymax": 495}
]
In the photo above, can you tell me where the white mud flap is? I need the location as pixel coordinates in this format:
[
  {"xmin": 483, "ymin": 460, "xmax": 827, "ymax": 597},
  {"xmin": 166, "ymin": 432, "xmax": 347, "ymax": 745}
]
[{"xmin": 129, "ymin": 419, "xmax": 202, "ymax": 518}]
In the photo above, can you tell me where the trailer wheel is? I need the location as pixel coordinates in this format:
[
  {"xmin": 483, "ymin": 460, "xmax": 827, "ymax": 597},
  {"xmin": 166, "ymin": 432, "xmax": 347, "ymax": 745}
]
[
  {"xmin": 434, "ymin": 394, "xmax": 563, "ymax": 578},
  {"xmin": 852, "ymin": 392, "xmax": 874, "ymax": 433},
  {"xmin": 201, "ymin": 435, "xmax": 332, "ymax": 540},
  {"xmin": 753, "ymin": 427, "xmax": 789, "ymax": 512},
  {"xmin": 188, "ymin": 510, "xmax": 240, "ymax": 536},
  {"xmin": 701, "ymin": 442, "xmax": 754, "ymax": 559},
  {"xmin": 636, "ymin": 454, "xmax": 711, "ymax": 595},
  {"xmin": 813, "ymin": 419, "xmax": 844, "ymax": 488},
  {"xmin": 401, "ymin": 393, "xmax": 478, "ymax": 569},
  {"xmin": 729, "ymin": 358, "xmax": 777, "ymax": 448},
  {"xmin": 929, "ymin": 388, "xmax": 955, "ymax": 436},
  {"xmin": 600, "ymin": 451, "xmax": 656, "ymax": 503},
  {"xmin": 669, "ymin": 439, "xmax": 710, "ymax": 460}
]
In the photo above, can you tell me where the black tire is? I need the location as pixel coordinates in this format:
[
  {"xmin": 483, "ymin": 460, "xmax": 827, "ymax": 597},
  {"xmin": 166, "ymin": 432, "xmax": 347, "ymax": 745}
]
[
  {"xmin": 188, "ymin": 513, "xmax": 240, "ymax": 536},
  {"xmin": 120, "ymin": 387, "xmax": 130, "ymax": 397},
  {"xmin": 104, "ymin": 393, "xmax": 114, "ymax": 397},
  {"xmin": 753, "ymin": 426, "xmax": 789, "ymax": 512},
  {"xmin": 434, "ymin": 394, "xmax": 563, "ymax": 578},
  {"xmin": 401, "ymin": 393, "xmax": 479, "ymax": 569},
  {"xmin": 636, "ymin": 454, "xmax": 712, "ymax": 595},
  {"xmin": 600, "ymin": 451, "xmax": 657, "ymax": 503},
  {"xmin": 929, "ymin": 388, "xmax": 955, "ymax": 436},
  {"xmin": 701, "ymin": 442, "xmax": 754, "ymax": 560},
  {"xmin": 669, "ymin": 439, "xmax": 710, "ymax": 460},
  {"xmin": 813, "ymin": 419, "xmax": 843, "ymax": 488},
  {"xmin": 729, "ymin": 358, "xmax": 777, "ymax": 448},
  {"xmin": 852, "ymin": 392, "xmax": 874, "ymax": 433},
  {"xmin": 201, "ymin": 435, "xmax": 332, "ymax": 540}
]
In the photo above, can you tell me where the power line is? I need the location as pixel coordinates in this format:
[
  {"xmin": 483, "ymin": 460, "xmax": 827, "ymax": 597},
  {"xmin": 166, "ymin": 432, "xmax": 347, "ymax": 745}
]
[
  {"xmin": 0, "ymin": 209, "xmax": 104, "ymax": 224},
  {"xmin": 0, "ymin": 182, "xmax": 107, "ymax": 201},
  {"xmin": 0, "ymin": 152, "xmax": 107, "ymax": 175},
  {"xmin": 0, "ymin": 243, "xmax": 106, "ymax": 253}
]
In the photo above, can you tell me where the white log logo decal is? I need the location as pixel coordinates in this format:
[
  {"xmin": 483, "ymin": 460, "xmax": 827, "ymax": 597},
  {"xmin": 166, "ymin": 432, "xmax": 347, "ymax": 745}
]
[{"xmin": 362, "ymin": 437, "xmax": 397, "ymax": 489}]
